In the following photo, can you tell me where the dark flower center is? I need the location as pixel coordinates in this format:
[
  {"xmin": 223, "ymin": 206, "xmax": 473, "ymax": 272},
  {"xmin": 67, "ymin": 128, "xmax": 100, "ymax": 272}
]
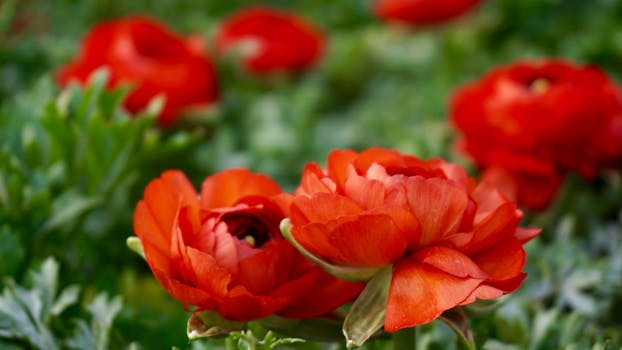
[
  {"xmin": 221, "ymin": 213, "xmax": 274, "ymax": 247},
  {"xmin": 134, "ymin": 38, "xmax": 171, "ymax": 59}
]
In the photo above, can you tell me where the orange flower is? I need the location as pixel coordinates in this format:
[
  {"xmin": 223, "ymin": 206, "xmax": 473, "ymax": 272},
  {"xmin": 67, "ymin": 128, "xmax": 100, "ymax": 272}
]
[
  {"xmin": 133, "ymin": 169, "xmax": 363, "ymax": 321},
  {"xmin": 58, "ymin": 16, "xmax": 218, "ymax": 126},
  {"xmin": 373, "ymin": 0, "xmax": 480, "ymax": 26},
  {"xmin": 215, "ymin": 6, "xmax": 325, "ymax": 74},
  {"xmin": 451, "ymin": 59, "xmax": 622, "ymax": 209},
  {"xmin": 286, "ymin": 148, "xmax": 539, "ymax": 331}
]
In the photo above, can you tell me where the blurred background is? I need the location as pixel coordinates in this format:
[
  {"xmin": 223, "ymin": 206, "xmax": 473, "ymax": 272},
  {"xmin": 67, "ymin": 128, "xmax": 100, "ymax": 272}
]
[{"xmin": 1, "ymin": 0, "xmax": 622, "ymax": 349}]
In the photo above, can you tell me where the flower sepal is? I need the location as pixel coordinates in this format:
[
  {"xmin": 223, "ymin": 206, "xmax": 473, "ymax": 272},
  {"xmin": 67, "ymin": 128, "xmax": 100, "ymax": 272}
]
[
  {"xmin": 187, "ymin": 311, "xmax": 246, "ymax": 340},
  {"xmin": 343, "ymin": 266, "xmax": 393, "ymax": 349},
  {"xmin": 280, "ymin": 219, "xmax": 382, "ymax": 281},
  {"xmin": 126, "ymin": 236, "xmax": 145, "ymax": 260},
  {"xmin": 439, "ymin": 308, "xmax": 475, "ymax": 350}
]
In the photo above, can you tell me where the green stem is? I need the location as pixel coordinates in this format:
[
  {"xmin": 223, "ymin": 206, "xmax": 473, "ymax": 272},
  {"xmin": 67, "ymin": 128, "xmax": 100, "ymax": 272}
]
[
  {"xmin": 392, "ymin": 327, "xmax": 416, "ymax": 350},
  {"xmin": 225, "ymin": 337, "xmax": 236, "ymax": 350}
]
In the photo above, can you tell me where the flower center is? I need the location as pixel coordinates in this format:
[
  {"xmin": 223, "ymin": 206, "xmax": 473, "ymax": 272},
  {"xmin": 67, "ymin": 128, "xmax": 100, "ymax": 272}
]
[
  {"xmin": 221, "ymin": 213, "xmax": 273, "ymax": 247},
  {"xmin": 529, "ymin": 78, "xmax": 550, "ymax": 95}
]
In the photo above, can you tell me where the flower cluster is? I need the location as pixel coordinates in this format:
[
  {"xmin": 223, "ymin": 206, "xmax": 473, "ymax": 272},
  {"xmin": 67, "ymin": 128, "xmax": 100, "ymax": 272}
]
[
  {"xmin": 132, "ymin": 148, "xmax": 539, "ymax": 343},
  {"xmin": 451, "ymin": 59, "xmax": 622, "ymax": 209},
  {"xmin": 58, "ymin": 7, "xmax": 324, "ymax": 125}
]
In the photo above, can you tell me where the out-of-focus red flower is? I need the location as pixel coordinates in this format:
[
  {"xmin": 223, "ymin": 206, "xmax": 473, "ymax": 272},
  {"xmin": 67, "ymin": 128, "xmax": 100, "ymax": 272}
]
[
  {"xmin": 215, "ymin": 6, "xmax": 325, "ymax": 74},
  {"xmin": 285, "ymin": 148, "xmax": 540, "ymax": 331},
  {"xmin": 58, "ymin": 16, "xmax": 219, "ymax": 126},
  {"xmin": 451, "ymin": 59, "xmax": 622, "ymax": 210},
  {"xmin": 133, "ymin": 169, "xmax": 363, "ymax": 321},
  {"xmin": 373, "ymin": 0, "xmax": 480, "ymax": 26}
]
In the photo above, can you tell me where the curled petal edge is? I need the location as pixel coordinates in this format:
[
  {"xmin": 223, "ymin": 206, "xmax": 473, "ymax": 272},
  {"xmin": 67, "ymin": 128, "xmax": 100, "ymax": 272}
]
[{"xmin": 280, "ymin": 219, "xmax": 381, "ymax": 281}]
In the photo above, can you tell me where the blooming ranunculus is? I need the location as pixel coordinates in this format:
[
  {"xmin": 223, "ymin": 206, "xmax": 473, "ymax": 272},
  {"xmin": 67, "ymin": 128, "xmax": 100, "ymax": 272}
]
[
  {"xmin": 214, "ymin": 6, "xmax": 325, "ymax": 74},
  {"xmin": 451, "ymin": 59, "xmax": 622, "ymax": 209},
  {"xmin": 284, "ymin": 148, "xmax": 539, "ymax": 332},
  {"xmin": 58, "ymin": 16, "xmax": 219, "ymax": 126},
  {"xmin": 132, "ymin": 169, "xmax": 363, "ymax": 321},
  {"xmin": 373, "ymin": 0, "xmax": 480, "ymax": 26}
]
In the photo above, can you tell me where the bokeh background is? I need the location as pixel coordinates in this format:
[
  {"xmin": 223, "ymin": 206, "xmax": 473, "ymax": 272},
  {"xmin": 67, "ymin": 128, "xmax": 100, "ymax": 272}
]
[{"xmin": 1, "ymin": 0, "xmax": 622, "ymax": 349}]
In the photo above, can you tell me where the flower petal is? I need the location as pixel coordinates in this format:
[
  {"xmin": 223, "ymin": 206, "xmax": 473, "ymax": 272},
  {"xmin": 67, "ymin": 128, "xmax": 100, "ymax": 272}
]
[
  {"xmin": 277, "ymin": 270, "xmax": 365, "ymax": 318},
  {"xmin": 297, "ymin": 163, "xmax": 335, "ymax": 195},
  {"xmin": 405, "ymin": 176, "xmax": 469, "ymax": 245},
  {"xmin": 464, "ymin": 202, "xmax": 519, "ymax": 254},
  {"xmin": 200, "ymin": 168, "xmax": 282, "ymax": 210},
  {"xmin": 140, "ymin": 170, "xmax": 199, "ymax": 243},
  {"xmin": 412, "ymin": 246, "xmax": 489, "ymax": 279},
  {"xmin": 472, "ymin": 238, "xmax": 525, "ymax": 281},
  {"xmin": 344, "ymin": 174, "xmax": 387, "ymax": 209},
  {"xmin": 385, "ymin": 260, "xmax": 482, "ymax": 332},
  {"xmin": 291, "ymin": 192, "xmax": 363, "ymax": 224},
  {"xmin": 185, "ymin": 246, "xmax": 231, "ymax": 296},
  {"xmin": 327, "ymin": 149, "xmax": 358, "ymax": 190}
]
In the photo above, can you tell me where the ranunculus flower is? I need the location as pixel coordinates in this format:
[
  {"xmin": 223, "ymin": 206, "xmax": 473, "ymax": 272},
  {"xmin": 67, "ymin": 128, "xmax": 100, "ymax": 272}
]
[
  {"xmin": 451, "ymin": 59, "xmax": 622, "ymax": 209},
  {"xmin": 214, "ymin": 6, "xmax": 325, "ymax": 74},
  {"xmin": 284, "ymin": 148, "xmax": 540, "ymax": 332},
  {"xmin": 58, "ymin": 16, "xmax": 219, "ymax": 126},
  {"xmin": 373, "ymin": 0, "xmax": 480, "ymax": 26},
  {"xmin": 132, "ymin": 169, "xmax": 363, "ymax": 321}
]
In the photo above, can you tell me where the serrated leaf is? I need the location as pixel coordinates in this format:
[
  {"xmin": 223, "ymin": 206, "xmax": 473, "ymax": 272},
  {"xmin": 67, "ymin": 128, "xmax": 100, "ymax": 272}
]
[
  {"xmin": 65, "ymin": 294, "xmax": 122, "ymax": 350},
  {"xmin": 42, "ymin": 190, "xmax": 101, "ymax": 232},
  {"xmin": 50, "ymin": 285, "xmax": 80, "ymax": 316},
  {"xmin": 28, "ymin": 257, "xmax": 59, "ymax": 321},
  {"xmin": 343, "ymin": 266, "xmax": 392, "ymax": 349},
  {"xmin": 0, "ymin": 261, "xmax": 60, "ymax": 350}
]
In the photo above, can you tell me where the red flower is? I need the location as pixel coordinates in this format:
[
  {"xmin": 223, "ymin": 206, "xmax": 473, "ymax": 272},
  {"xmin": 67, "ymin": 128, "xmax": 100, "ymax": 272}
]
[
  {"xmin": 451, "ymin": 59, "xmax": 622, "ymax": 209},
  {"xmin": 215, "ymin": 6, "xmax": 325, "ymax": 74},
  {"xmin": 286, "ymin": 148, "xmax": 539, "ymax": 331},
  {"xmin": 133, "ymin": 169, "xmax": 363, "ymax": 321},
  {"xmin": 373, "ymin": 0, "xmax": 480, "ymax": 26},
  {"xmin": 58, "ymin": 16, "xmax": 219, "ymax": 126}
]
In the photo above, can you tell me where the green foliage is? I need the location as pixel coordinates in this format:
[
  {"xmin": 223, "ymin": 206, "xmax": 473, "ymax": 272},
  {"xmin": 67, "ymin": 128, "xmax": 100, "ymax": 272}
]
[{"xmin": 0, "ymin": 258, "xmax": 122, "ymax": 350}]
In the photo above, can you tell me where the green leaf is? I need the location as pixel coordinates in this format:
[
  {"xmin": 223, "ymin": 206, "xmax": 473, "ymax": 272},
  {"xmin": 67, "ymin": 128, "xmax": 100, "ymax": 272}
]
[
  {"xmin": 66, "ymin": 293, "xmax": 122, "ymax": 350},
  {"xmin": 41, "ymin": 190, "xmax": 101, "ymax": 233},
  {"xmin": 50, "ymin": 285, "xmax": 80, "ymax": 316},
  {"xmin": 226, "ymin": 329, "xmax": 304, "ymax": 350},
  {"xmin": 0, "ymin": 227, "xmax": 24, "ymax": 277},
  {"xmin": 0, "ymin": 258, "xmax": 63, "ymax": 350},
  {"xmin": 343, "ymin": 266, "xmax": 393, "ymax": 349},
  {"xmin": 280, "ymin": 219, "xmax": 381, "ymax": 281}
]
